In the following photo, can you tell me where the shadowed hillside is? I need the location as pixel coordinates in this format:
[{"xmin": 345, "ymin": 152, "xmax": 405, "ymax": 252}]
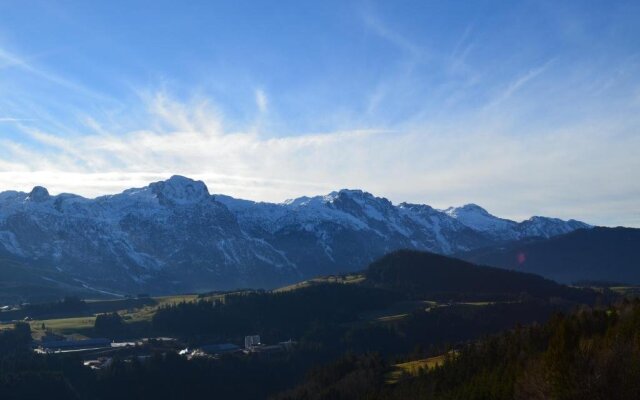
[
  {"xmin": 458, "ymin": 227, "xmax": 640, "ymax": 284},
  {"xmin": 365, "ymin": 249, "xmax": 596, "ymax": 302}
]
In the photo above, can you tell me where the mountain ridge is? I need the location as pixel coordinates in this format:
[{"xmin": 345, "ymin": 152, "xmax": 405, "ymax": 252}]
[{"xmin": 0, "ymin": 175, "xmax": 591, "ymax": 295}]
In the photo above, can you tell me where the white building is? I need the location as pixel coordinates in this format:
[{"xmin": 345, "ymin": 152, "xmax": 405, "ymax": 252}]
[{"xmin": 244, "ymin": 335, "xmax": 261, "ymax": 349}]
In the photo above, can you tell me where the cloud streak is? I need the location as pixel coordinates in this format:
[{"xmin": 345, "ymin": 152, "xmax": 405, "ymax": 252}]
[
  {"xmin": 0, "ymin": 47, "xmax": 116, "ymax": 103},
  {"xmin": 255, "ymin": 89, "xmax": 268, "ymax": 114}
]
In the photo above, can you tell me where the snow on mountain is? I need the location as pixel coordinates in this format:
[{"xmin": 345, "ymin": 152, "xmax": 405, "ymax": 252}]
[
  {"xmin": 0, "ymin": 176, "xmax": 591, "ymax": 294},
  {"xmin": 219, "ymin": 188, "xmax": 589, "ymax": 277},
  {"xmin": 444, "ymin": 204, "xmax": 518, "ymax": 236},
  {"xmin": 0, "ymin": 176, "xmax": 297, "ymax": 294},
  {"xmin": 443, "ymin": 204, "xmax": 590, "ymax": 241},
  {"xmin": 398, "ymin": 203, "xmax": 492, "ymax": 254},
  {"xmin": 517, "ymin": 216, "xmax": 591, "ymax": 238}
]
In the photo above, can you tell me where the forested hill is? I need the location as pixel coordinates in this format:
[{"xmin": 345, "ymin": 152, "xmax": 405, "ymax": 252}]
[
  {"xmin": 458, "ymin": 227, "xmax": 640, "ymax": 285},
  {"xmin": 365, "ymin": 249, "xmax": 595, "ymax": 302},
  {"xmin": 151, "ymin": 250, "xmax": 598, "ymax": 342},
  {"xmin": 275, "ymin": 299, "xmax": 640, "ymax": 400}
]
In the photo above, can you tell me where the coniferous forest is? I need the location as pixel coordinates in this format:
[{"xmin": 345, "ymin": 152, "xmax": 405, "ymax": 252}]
[{"xmin": 277, "ymin": 299, "xmax": 640, "ymax": 400}]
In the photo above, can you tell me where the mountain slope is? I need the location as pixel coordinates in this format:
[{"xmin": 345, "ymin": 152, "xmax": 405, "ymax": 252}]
[
  {"xmin": 0, "ymin": 251, "xmax": 110, "ymax": 304},
  {"xmin": 0, "ymin": 176, "xmax": 298, "ymax": 294},
  {"xmin": 217, "ymin": 189, "xmax": 589, "ymax": 277},
  {"xmin": 0, "ymin": 176, "xmax": 591, "ymax": 294},
  {"xmin": 458, "ymin": 227, "xmax": 640, "ymax": 284},
  {"xmin": 364, "ymin": 249, "xmax": 594, "ymax": 302}
]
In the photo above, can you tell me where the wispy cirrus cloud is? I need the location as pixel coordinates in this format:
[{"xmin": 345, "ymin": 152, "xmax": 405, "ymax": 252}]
[
  {"xmin": 0, "ymin": 47, "xmax": 116, "ymax": 103},
  {"xmin": 0, "ymin": 117, "xmax": 33, "ymax": 122}
]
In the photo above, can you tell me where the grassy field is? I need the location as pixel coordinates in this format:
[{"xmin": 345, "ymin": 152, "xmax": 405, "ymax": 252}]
[
  {"xmin": 0, "ymin": 294, "xmax": 200, "ymax": 339},
  {"xmin": 0, "ymin": 316, "xmax": 96, "ymax": 339},
  {"xmin": 273, "ymin": 274, "xmax": 365, "ymax": 293},
  {"xmin": 609, "ymin": 286, "xmax": 640, "ymax": 297},
  {"xmin": 121, "ymin": 294, "xmax": 199, "ymax": 322},
  {"xmin": 363, "ymin": 300, "xmax": 496, "ymax": 324},
  {"xmin": 29, "ymin": 316, "xmax": 97, "ymax": 339},
  {"xmin": 386, "ymin": 353, "xmax": 452, "ymax": 384}
]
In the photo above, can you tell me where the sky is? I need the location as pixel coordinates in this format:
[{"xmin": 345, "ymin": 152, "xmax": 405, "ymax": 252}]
[{"xmin": 0, "ymin": 0, "xmax": 639, "ymax": 227}]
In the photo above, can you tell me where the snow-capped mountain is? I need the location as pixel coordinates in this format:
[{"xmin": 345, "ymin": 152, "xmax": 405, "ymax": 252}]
[
  {"xmin": 0, "ymin": 176, "xmax": 590, "ymax": 295},
  {"xmin": 0, "ymin": 176, "xmax": 296, "ymax": 294},
  {"xmin": 444, "ymin": 204, "xmax": 518, "ymax": 237},
  {"xmin": 443, "ymin": 204, "xmax": 589, "ymax": 241},
  {"xmin": 216, "ymin": 188, "xmax": 590, "ymax": 277}
]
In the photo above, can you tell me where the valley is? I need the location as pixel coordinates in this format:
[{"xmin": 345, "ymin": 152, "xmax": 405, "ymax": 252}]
[{"xmin": 1, "ymin": 249, "xmax": 630, "ymax": 399}]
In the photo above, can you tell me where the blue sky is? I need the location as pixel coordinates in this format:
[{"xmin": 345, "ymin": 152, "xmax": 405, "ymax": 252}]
[{"xmin": 0, "ymin": 0, "xmax": 639, "ymax": 226}]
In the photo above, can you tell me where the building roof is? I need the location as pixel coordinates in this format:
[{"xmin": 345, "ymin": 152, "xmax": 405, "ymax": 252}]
[
  {"xmin": 199, "ymin": 343, "xmax": 240, "ymax": 354},
  {"xmin": 40, "ymin": 338, "xmax": 111, "ymax": 350}
]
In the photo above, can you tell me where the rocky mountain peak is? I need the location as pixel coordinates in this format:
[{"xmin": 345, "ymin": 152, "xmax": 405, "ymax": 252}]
[
  {"xmin": 446, "ymin": 203, "xmax": 490, "ymax": 216},
  {"xmin": 149, "ymin": 175, "xmax": 210, "ymax": 204},
  {"xmin": 26, "ymin": 186, "xmax": 50, "ymax": 202}
]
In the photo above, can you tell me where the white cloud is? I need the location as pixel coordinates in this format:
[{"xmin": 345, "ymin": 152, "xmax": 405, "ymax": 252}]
[
  {"xmin": 0, "ymin": 117, "xmax": 32, "ymax": 122},
  {"xmin": 0, "ymin": 91, "xmax": 639, "ymax": 227}
]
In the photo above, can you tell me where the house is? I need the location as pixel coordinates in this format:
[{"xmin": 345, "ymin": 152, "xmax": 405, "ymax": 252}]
[{"xmin": 244, "ymin": 334, "xmax": 261, "ymax": 349}]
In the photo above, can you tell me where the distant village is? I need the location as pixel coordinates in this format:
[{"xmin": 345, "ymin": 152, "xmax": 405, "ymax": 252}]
[{"xmin": 33, "ymin": 332, "xmax": 296, "ymax": 371}]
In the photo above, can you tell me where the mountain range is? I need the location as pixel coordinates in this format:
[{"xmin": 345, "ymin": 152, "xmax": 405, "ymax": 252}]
[{"xmin": 0, "ymin": 175, "xmax": 591, "ymax": 296}]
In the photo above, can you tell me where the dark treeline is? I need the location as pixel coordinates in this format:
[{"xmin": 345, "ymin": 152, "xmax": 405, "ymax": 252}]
[
  {"xmin": 276, "ymin": 299, "xmax": 640, "ymax": 400},
  {"xmin": 0, "ymin": 323, "xmax": 87, "ymax": 400},
  {"xmin": 21, "ymin": 296, "xmax": 87, "ymax": 318},
  {"xmin": 151, "ymin": 282, "xmax": 574, "ymax": 355},
  {"xmin": 94, "ymin": 312, "xmax": 125, "ymax": 337},
  {"xmin": 152, "ymin": 284, "xmax": 400, "ymax": 343},
  {"xmin": 1, "ymin": 296, "xmax": 157, "ymax": 322}
]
